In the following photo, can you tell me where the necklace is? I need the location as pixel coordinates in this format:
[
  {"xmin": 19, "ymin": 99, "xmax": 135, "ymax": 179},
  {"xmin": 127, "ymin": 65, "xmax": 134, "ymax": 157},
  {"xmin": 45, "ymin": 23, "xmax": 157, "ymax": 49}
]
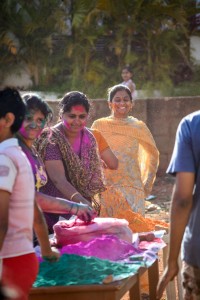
[{"xmin": 17, "ymin": 134, "xmax": 47, "ymax": 191}]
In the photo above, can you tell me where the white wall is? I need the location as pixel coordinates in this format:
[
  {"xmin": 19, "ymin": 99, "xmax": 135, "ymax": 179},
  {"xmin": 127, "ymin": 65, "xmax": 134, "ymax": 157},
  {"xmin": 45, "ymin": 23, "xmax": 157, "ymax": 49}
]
[
  {"xmin": 190, "ymin": 35, "xmax": 200, "ymax": 65},
  {"xmin": 3, "ymin": 68, "xmax": 32, "ymax": 89}
]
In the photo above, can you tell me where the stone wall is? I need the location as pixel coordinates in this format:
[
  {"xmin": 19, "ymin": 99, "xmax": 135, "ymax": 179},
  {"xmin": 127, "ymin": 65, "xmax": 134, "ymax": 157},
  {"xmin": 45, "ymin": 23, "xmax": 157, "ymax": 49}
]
[{"xmin": 47, "ymin": 96, "xmax": 200, "ymax": 175}]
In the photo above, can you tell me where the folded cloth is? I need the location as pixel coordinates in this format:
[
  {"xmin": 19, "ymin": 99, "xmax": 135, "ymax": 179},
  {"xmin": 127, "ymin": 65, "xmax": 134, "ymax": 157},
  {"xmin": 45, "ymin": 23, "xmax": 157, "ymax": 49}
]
[{"xmin": 53, "ymin": 217, "xmax": 133, "ymax": 246}]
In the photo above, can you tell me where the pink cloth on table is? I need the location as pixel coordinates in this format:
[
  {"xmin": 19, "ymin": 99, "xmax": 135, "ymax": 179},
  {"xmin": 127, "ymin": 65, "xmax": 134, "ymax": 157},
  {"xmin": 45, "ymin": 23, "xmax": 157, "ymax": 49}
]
[
  {"xmin": 53, "ymin": 217, "xmax": 133, "ymax": 246},
  {"xmin": 60, "ymin": 234, "xmax": 141, "ymax": 261},
  {"xmin": 139, "ymin": 238, "xmax": 166, "ymax": 251}
]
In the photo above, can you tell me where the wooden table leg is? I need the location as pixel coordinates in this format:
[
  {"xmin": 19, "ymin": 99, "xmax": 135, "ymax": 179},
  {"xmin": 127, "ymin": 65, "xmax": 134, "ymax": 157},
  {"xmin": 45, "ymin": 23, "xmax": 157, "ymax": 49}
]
[
  {"xmin": 148, "ymin": 259, "xmax": 159, "ymax": 300},
  {"xmin": 129, "ymin": 273, "xmax": 141, "ymax": 300}
]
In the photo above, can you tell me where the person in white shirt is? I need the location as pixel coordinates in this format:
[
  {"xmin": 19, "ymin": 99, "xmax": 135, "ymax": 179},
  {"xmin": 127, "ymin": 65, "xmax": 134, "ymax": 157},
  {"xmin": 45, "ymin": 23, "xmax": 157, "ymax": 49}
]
[
  {"xmin": 121, "ymin": 66, "xmax": 137, "ymax": 99},
  {"xmin": 0, "ymin": 87, "xmax": 59, "ymax": 300}
]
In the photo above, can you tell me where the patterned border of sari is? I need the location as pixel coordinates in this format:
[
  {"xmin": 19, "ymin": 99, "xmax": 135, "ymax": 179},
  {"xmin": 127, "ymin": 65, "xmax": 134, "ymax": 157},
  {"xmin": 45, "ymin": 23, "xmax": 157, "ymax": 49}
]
[{"xmin": 35, "ymin": 126, "xmax": 106, "ymax": 213}]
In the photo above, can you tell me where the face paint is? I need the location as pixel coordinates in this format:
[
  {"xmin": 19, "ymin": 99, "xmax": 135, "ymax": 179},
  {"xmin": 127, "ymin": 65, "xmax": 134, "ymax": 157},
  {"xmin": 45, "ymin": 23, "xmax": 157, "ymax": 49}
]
[
  {"xmin": 28, "ymin": 121, "xmax": 43, "ymax": 129},
  {"xmin": 19, "ymin": 125, "xmax": 27, "ymax": 137},
  {"xmin": 19, "ymin": 110, "xmax": 46, "ymax": 140},
  {"xmin": 24, "ymin": 112, "xmax": 46, "ymax": 129},
  {"xmin": 63, "ymin": 119, "xmax": 71, "ymax": 130},
  {"xmin": 72, "ymin": 105, "xmax": 86, "ymax": 112},
  {"xmin": 62, "ymin": 106, "xmax": 88, "ymax": 132},
  {"xmin": 25, "ymin": 118, "xmax": 46, "ymax": 129}
]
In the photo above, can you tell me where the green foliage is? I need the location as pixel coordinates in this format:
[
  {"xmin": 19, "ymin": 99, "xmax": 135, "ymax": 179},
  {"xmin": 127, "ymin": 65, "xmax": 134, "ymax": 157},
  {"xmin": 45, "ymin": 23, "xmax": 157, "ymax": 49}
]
[
  {"xmin": 171, "ymin": 82, "xmax": 200, "ymax": 97},
  {"xmin": 1, "ymin": 0, "xmax": 200, "ymax": 97},
  {"xmin": 141, "ymin": 78, "xmax": 174, "ymax": 97}
]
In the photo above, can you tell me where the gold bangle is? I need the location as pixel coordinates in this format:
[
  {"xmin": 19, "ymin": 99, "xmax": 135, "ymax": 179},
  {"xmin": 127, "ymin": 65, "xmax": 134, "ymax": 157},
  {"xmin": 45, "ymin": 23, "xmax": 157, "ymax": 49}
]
[{"xmin": 70, "ymin": 192, "xmax": 79, "ymax": 201}]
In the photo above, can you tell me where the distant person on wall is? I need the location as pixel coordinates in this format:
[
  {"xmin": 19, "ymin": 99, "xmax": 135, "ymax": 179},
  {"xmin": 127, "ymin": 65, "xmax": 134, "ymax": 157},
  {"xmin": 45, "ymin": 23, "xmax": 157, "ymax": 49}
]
[
  {"xmin": 157, "ymin": 111, "xmax": 200, "ymax": 300},
  {"xmin": 121, "ymin": 66, "xmax": 138, "ymax": 99}
]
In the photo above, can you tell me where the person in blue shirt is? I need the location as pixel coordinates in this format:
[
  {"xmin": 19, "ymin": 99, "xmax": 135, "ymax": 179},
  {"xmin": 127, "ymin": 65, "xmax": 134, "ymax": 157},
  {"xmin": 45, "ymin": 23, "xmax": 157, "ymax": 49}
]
[{"xmin": 157, "ymin": 111, "xmax": 200, "ymax": 299}]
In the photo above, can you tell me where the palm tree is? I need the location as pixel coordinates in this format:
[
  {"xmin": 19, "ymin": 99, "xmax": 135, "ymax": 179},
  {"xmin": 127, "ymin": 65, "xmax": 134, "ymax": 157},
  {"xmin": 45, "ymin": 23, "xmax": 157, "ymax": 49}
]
[
  {"xmin": 0, "ymin": 0, "xmax": 198, "ymax": 95},
  {"xmin": 0, "ymin": 0, "xmax": 68, "ymax": 87}
]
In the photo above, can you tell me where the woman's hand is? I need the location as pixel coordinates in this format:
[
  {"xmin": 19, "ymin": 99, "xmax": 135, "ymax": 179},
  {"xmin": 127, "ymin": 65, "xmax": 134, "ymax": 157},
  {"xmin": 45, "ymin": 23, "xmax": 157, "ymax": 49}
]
[{"xmin": 72, "ymin": 203, "xmax": 97, "ymax": 223}]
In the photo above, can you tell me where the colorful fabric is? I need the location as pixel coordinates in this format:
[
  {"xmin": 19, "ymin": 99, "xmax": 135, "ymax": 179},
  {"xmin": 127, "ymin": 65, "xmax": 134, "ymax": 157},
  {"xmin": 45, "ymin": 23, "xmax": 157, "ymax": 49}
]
[
  {"xmin": 36, "ymin": 126, "xmax": 105, "ymax": 213},
  {"xmin": 53, "ymin": 217, "xmax": 133, "ymax": 246},
  {"xmin": 17, "ymin": 135, "xmax": 47, "ymax": 192},
  {"xmin": 138, "ymin": 237, "xmax": 166, "ymax": 252},
  {"xmin": 182, "ymin": 261, "xmax": 200, "ymax": 300},
  {"xmin": 90, "ymin": 128, "xmax": 109, "ymax": 153},
  {"xmin": 92, "ymin": 116, "xmax": 159, "ymax": 219}
]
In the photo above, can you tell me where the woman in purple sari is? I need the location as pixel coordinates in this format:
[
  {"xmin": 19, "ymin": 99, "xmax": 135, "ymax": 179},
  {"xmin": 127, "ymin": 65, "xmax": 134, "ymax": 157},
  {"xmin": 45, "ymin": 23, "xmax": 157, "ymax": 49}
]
[{"xmin": 36, "ymin": 91, "xmax": 105, "ymax": 233}]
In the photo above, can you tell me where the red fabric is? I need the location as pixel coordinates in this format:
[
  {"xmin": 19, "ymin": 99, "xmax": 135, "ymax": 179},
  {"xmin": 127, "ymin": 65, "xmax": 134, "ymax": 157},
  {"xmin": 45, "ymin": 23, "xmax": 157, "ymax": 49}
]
[
  {"xmin": 53, "ymin": 217, "xmax": 133, "ymax": 246},
  {"xmin": 2, "ymin": 253, "xmax": 39, "ymax": 300}
]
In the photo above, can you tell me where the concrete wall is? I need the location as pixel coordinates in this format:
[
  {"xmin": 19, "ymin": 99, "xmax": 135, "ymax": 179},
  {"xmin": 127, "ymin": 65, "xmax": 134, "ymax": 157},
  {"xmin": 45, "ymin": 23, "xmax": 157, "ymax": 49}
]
[{"xmin": 47, "ymin": 96, "xmax": 200, "ymax": 175}]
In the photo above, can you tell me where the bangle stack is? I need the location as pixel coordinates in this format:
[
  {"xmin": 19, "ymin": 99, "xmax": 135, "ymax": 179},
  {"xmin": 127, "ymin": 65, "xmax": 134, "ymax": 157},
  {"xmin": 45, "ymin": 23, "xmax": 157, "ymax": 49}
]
[
  {"xmin": 68, "ymin": 203, "xmax": 74, "ymax": 214},
  {"xmin": 69, "ymin": 203, "xmax": 79, "ymax": 215},
  {"xmin": 74, "ymin": 204, "xmax": 79, "ymax": 215},
  {"xmin": 70, "ymin": 191, "xmax": 80, "ymax": 201}
]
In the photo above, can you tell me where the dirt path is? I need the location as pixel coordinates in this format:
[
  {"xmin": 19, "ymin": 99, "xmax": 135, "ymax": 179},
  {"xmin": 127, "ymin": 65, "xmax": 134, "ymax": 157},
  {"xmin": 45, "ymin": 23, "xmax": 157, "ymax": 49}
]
[{"xmin": 122, "ymin": 175, "xmax": 175, "ymax": 300}]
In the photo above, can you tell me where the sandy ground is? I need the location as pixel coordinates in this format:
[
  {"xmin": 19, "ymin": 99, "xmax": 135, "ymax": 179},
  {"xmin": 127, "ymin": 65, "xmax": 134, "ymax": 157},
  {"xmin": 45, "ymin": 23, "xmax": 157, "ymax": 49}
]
[{"xmin": 121, "ymin": 174, "xmax": 176, "ymax": 300}]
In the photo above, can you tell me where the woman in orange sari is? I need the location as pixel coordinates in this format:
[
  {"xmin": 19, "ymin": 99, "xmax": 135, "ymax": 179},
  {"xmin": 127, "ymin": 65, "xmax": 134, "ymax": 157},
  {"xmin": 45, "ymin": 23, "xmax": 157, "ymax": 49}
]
[{"xmin": 92, "ymin": 84, "xmax": 164, "ymax": 232}]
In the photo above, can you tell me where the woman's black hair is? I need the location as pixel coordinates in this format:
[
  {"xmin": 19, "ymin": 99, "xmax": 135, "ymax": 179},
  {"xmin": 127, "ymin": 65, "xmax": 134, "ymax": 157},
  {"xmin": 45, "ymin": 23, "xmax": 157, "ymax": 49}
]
[
  {"xmin": 22, "ymin": 93, "xmax": 53, "ymax": 123},
  {"xmin": 0, "ymin": 87, "xmax": 26, "ymax": 133},
  {"xmin": 59, "ymin": 91, "xmax": 90, "ymax": 115},
  {"xmin": 108, "ymin": 84, "xmax": 132, "ymax": 102}
]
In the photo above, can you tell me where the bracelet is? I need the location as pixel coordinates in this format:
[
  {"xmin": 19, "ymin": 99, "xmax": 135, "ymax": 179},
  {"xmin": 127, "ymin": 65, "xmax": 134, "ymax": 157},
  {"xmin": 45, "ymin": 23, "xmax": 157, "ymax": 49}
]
[
  {"xmin": 70, "ymin": 191, "xmax": 80, "ymax": 201},
  {"xmin": 68, "ymin": 203, "xmax": 74, "ymax": 214},
  {"xmin": 74, "ymin": 203, "xmax": 79, "ymax": 215}
]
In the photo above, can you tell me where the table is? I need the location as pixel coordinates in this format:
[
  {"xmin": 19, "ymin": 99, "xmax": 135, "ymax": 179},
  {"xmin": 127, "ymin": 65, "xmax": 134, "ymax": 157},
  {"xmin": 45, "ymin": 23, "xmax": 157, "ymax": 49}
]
[{"xmin": 29, "ymin": 259, "xmax": 159, "ymax": 300}]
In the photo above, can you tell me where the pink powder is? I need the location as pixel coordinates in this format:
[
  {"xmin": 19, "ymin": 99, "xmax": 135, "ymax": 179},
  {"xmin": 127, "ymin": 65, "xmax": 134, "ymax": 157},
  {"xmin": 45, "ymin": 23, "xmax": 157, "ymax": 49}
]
[{"xmin": 60, "ymin": 234, "xmax": 141, "ymax": 261}]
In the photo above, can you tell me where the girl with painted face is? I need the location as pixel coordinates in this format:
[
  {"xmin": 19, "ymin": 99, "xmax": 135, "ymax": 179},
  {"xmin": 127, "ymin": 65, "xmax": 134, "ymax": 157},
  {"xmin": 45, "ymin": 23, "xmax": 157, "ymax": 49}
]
[
  {"xmin": 18, "ymin": 94, "xmax": 52, "ymax": 191},
  {"xmin": 36, "ymin": 91, "xmax": 105, "ymax": 234},
  {"xmin": 17, "ymin": 94, "xmax": 97, "ymax": 235}
]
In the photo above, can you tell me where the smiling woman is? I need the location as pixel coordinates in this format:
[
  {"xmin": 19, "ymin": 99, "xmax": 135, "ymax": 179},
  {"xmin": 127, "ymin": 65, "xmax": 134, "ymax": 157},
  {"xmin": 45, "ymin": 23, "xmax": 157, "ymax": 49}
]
[
  {"xmin": 36, "ymin": 91, "xmax": 105, "ymax": 233},
  {"xmin": 91, "ymin": 84, "xmax": 159, "ymax": 231}
]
